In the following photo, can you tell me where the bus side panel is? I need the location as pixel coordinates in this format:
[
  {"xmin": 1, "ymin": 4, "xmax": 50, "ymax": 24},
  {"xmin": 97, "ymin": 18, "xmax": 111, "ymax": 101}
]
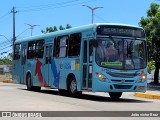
[
  {"xmin": 41, "ymin": 58, "xmax": 55, "ymax": 88},
  {"xmin": 57, "ymin": 58, "xmax": 81, "ymax": 91},
  {"xmin": 26, "ymin": 59, "xmax": 42, "ymax": 87},
  {"xmin": 50, "ymin": 57, "xmax": 61, "ymax": 88},
  {"xmin": 12, "ymin": 60, "xmax": 21, "ymax": 83}
]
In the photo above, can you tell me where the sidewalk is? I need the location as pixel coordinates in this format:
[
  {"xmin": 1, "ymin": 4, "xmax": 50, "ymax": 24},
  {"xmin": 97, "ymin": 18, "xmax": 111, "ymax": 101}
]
[
  {"xmin": 135, "ymin": 83, "xmax": 160, "ymax": 100},
  {"xmin": 135, "ymin": 71, "xmax": 160, "ymax": 100},
  {"xmin": 0, "ymin": 79, "xmax": 16, "ymax": 83},
  {"xmin": 0, "ymin": 74, "xmax": 15, "ymax": 83}
]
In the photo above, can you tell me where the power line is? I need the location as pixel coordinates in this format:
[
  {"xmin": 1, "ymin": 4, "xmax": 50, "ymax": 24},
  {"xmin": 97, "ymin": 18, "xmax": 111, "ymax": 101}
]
[
  {"xmin": 0, "ymin": 44, "xmax": 12, "ymax": 49},
  {"xmin": 17, "ymin": 0, "xmax": 81, "ymax": 9},
  {"xmin": 19, "ymin": 0, "xmax": 97, "ymax": 12},
  {"xmin": 94, "ymin": 14, "xmax": 108, "ymax": 23},
  {"xmin": 0, "ymin": 12, "xmax": 10, "ymax": 24},
  {"xmin": 0, "ymin": 28, "xmax": 31, "ymax": 45},
  {"xmin": 0, "ymin": 15, "xmax": 10, "ymax": 23},
  {"xmin": 0, "ymin": 40, "xmax": 11, "ymax": 45},
  {"xmin": 0, "ymin": 44, "xmax": 12, "ymax": 51},
  {"xmin": 0, "ymin": 0, "xmax": 97, "ymax": 53},
  {"xmin": 0, "ymin": 12, "xmax": 9, "ymax": 19},
  {"xmin": 6, "ymin": 49, "xmax": 12, "ymax": 53},
  {"xmin": 16, "ymin": 28, "xmax": 30, "ymax": 38},
  {"xmin": 0, "ymin": 49, "xmax": 12, "ymax": 55},
  {"xmin": 0, "ymin": 35, "xmax": 12, "ymax": 43}
]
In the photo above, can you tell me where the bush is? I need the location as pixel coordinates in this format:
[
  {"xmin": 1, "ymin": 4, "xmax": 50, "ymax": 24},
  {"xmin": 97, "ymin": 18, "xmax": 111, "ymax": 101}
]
[{"xmin": 147, "ymin": 61, "xmax": 155, "ymax": 74}]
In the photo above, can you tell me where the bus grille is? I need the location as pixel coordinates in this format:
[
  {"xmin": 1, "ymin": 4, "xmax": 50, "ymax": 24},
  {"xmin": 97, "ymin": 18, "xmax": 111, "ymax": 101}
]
[
  {"xmin": 107, "ymin": 72, "xmax": 138, "ymax": 78},
  {"xmin": 114, "ymin": 85, "xmax": 132, "ymax": 89},
  {"xmin": 111, "ymin": 80, "xmax": 134, "ymax": 83}
]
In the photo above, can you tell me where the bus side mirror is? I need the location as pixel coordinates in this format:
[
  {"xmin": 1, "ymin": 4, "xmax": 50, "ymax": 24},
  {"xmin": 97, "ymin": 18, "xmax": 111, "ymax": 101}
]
[{"xmin": 90, "ymin": 39, "xmax": 98, "ymax": 47}]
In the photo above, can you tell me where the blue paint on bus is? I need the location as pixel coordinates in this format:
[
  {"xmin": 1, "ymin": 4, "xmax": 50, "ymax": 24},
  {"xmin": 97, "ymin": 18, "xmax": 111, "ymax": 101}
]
[{"xmin": 51, "ymin": 59, "xmax": 60, "ymax": 88}]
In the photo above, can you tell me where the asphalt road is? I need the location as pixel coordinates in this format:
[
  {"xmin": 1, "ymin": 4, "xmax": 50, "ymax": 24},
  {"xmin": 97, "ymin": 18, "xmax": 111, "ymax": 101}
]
[{"xmin": 0, "ymin": 82, "xmax": 160, "ymax": 120}]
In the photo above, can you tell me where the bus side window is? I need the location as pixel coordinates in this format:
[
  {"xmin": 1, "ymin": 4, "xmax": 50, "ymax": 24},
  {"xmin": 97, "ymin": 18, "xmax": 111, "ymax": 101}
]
[
  {"xmin": 14, "ymin": 44, "xmax": 21, "ymax": 60},
  {"xmin": 53, "ymin": 38, "xmax": 57, "ymax": 57},
  {"xmin": 68, "ymin": 33, "xmax": 81, "ymax": 57},
  {"xmin": 89, "ymin": 41, "xmax": 93, "ymax": 62},
  {"xmin": 59, "ymin": 36, "xmax": 68, "ymax": 57},
  {"xmin": 27, "ymin": 41, "xmax": 35, "ymax": 59},
  {"xmin": 53, "ymin": 37, "xmax": 60, "ymax": 57},
  {"xmin": 35, "ymin": 40, "xmax": 44, "ymax": 58},
  {"xmin": 83, "ymin": 41, "xmax": 87, "ymax": 63}
]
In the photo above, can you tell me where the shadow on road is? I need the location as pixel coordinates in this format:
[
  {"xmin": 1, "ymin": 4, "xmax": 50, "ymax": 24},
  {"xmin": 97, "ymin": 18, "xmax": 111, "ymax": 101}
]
[{"xmin": 18, "ymin": 88, "xmax": 152, "ymax": 103}]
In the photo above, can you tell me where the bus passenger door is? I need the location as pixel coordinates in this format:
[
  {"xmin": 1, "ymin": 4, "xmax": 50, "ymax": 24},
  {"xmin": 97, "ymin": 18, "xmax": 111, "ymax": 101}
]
[
  {"xmin": 20, "ymin": 45, "xmax": 27, "ymax": 84},
  {"xmin": 44, "ymin": 44, "xmax": 53, "ymax": 86},
  {"xmin": 12, "ymin": 44, "xmax": 21, "ymax": 83},
  {"xmin": 82, "ymin": 39, "xmax": 93, "ymax": 90}
]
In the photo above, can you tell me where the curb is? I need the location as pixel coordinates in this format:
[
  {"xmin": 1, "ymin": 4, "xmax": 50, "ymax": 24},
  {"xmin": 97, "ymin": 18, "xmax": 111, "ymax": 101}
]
[
  {"xmin": 135, "ymin": 92, "xmax": 160, "ymax": 100},
  {"xmin": 0, "ymin": 80, "xmax": 16, "ymax": 84}
]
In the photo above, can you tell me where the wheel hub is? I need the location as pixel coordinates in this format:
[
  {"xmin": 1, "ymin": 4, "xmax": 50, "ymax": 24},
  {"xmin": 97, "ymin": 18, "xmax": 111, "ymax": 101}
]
[{"xmin": 70, "ymin": 80, "xmax": 76, "ymax": 93}]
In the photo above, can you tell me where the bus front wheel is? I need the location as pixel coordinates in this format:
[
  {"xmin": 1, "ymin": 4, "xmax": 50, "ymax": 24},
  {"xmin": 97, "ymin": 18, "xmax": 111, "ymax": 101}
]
[
  {"xmin": 109, "ymin": 92, "xmax": 122, "ymax": 100},
  {"xmin": 68, "ymin": 76, "xmax": 82, "ymax": 97}
]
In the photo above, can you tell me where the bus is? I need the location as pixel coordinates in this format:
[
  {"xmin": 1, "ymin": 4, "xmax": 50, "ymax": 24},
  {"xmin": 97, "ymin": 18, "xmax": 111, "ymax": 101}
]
[{"xmin": 12, "ymin": 23, "xmax": 147, "ymax": 99}]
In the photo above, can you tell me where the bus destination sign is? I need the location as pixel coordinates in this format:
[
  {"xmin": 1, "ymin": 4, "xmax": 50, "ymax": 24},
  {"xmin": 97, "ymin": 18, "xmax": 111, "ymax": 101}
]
[{"xmin": 97, "ymin": 26, "xmax": 145, "ymax": 38}]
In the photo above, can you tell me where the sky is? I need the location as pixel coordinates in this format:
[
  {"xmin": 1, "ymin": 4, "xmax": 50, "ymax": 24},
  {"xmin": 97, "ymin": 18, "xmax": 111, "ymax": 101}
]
[{"xmin": 0, "ymin": 0, "xmax": 158, "ymax": 57}]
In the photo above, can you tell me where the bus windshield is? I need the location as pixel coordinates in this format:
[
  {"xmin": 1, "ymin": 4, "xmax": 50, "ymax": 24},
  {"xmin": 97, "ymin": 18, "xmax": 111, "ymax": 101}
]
[{"xmin": 95, "ymin": 38, "xmax": 147, "ymax": 70}]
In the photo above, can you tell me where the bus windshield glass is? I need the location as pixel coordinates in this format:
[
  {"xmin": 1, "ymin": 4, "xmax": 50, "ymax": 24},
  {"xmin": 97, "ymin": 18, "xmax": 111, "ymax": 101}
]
[{"xmin": 95, "ymin": 38, "xmax": 147, "ymax": 70}]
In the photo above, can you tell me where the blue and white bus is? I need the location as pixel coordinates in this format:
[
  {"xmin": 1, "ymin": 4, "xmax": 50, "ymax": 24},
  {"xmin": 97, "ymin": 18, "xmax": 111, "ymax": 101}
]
[{"xmin": 12, "ymin": 23, "xmax": 147, "ymax": 99}]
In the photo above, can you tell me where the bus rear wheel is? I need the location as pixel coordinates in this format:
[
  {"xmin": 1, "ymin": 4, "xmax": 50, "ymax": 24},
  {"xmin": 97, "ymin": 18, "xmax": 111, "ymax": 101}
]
[
  {"xmin": 26, "ymin": 74, "xmax": 33, "ymax": 91},
  {"xmin": 109, "ymin": 92, "xmax": 122, "ymax": 100},
  {"xmin": 26, "ymin": 74, "xmax": 41, "ymax": 91},
  {"xmin": 68, "ymin": 76, "xmax": 82, "ymax": 97}
]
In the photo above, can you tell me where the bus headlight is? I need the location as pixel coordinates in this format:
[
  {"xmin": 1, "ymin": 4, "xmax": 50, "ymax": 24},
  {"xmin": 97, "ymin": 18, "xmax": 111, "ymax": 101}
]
[
  {"xmin": 136, "ymin": 74, "xmax": 147, "ymax": 83},
  {"xmin": 96, "ymin": 72, "xmax": 109, "ymax": 82}
]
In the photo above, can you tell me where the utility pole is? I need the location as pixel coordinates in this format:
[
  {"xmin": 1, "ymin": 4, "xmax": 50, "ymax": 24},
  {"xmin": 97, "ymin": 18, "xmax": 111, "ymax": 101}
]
[
  {"xmin": 11, "ymin": 7, "xmax": 18, "ymax": 52},
  {"xmin": 25, "ymin": 23, "xmax": 40, "ymax": 36},
  {"xmin": 82, "ymin": 5, "xmax": 103, "ymax": 24}
]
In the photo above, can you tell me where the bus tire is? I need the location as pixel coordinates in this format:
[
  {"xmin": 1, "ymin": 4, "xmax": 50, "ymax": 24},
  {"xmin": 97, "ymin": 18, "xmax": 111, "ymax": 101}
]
[
  {"xmin": 26, "ymin": 74, "xmax": 41, "ymax": 91},
  {"xmin": 67, "ymin": 76, "xmax": 82, "ymax": 97},
  {"xmin": 26, "ymin": 74, "xmax": 33, "ymax": 91},
  {"xmin": 109, "ymin": 92, "xmax": 122, "ymax": 100}
]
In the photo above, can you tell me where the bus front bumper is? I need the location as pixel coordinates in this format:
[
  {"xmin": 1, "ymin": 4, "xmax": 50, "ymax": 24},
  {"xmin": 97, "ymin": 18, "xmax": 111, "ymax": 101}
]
[{"xmin": 92, "ymin": 79, "xmax": 147, "ymax": 93}]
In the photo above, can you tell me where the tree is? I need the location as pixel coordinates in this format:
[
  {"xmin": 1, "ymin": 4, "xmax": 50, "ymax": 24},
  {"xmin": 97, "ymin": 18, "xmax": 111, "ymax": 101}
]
[
  {"xmin": 53, "ymin": 26, "xmax": 58, "ymax": 32},
  {"xmin": 59, "ymin": 25, "xmax": 65, "ymax": 30},
  {"xmin": 66, "ymin": 24, "xmax": 72, "ymax": 29},
  {"xmin": 41, "ymin": 26, "xmax": 58, "ymax": 33},
  {"xmin": 139, "ymin": 3, "xmax": 160, "ymax": 84},
  {"xmin": 7, "ymin": 53, "xmax": 13, "ymax": 61},
  {"xmin": 41, "ymin": 24, "xmax": 72, "ymax": 33},
  {"xmin": 0, "ymin": 53, "xmax": 12, "ymax": 65}
]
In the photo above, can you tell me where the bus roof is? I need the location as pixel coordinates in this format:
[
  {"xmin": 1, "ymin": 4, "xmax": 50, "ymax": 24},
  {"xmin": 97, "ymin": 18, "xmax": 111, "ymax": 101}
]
[{"xmin": 15, "ymin": 23, "xmax": 142, "ymax": 43}]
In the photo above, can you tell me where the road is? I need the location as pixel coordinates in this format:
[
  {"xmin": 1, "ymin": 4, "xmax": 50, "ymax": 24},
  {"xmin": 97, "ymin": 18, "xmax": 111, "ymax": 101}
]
[{"xmin": 0, "ymin": 82, "xmax": 160, "ymax": 120}]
